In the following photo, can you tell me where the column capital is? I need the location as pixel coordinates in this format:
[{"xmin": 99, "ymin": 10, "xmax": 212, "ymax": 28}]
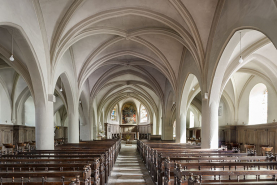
[{"xmin": 48, "ymin": 94, "xmax": 56, "ymax": 102}]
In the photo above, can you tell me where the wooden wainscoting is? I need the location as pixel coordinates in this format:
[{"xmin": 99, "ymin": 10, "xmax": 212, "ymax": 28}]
[{"xmin": 188, "ymin": 122, "xmax": 277, "ymax": 155}]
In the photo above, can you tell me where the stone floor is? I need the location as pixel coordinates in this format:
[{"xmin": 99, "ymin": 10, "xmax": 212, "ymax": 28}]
[{"xmin": 107, "ymin": 141, "xmax": 155, "ymax": 185}]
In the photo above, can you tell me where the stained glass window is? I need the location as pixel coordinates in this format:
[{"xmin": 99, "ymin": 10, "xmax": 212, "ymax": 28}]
[
  {"xmin": 111, "ymin": 105, "xmax": 117, "ymax": 121},
  {"xmin": 190, "ymin": 111, "xmax": 194, "ymax": 128},
  {"xmin": 173, "ymin": 120, "xmax": 176, "ymax": 138}
]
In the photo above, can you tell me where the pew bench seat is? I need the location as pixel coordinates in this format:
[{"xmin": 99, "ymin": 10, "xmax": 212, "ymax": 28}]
[
  {"xmin": 174, "ymin": 170, "xmax": 277, "ymax": 185},
  {"xmin": 199, "ymin": 182, "xmax": 277, "ymax": 184},
  {"xmin": 0, "ymin": 171, "xmax": 92, "ymax": 185}
]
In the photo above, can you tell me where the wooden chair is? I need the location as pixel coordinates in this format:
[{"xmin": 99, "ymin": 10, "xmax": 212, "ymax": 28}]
[
  {"xmin": 225, "ymin": 142, "xmax": 232, "ymax": 150},
  {"xmin": 3, "ymin": 144, "xmax": 15, "ymax": 154},
  {"xmin": 261, "ymin": 146, "xmax": 273, "ymax": 156},
  {"xmin": 231, "ymin": 143, "xmax": 240, "ymax": 152},
  {"xmin": 24, "ymin": 141, "xmax": 30, "ymax": 150},
  {"xmin": 220, "ymin": 145, "xmax": 228, "ymax": 151},
  {"xmin": 188, "ymin": 138, "xmax": 196, "ymax": 144},
  {"xmin": 29, "ymin": 142, "xmax": 36, "ymax": 150},
  {"xmin": 244, "ymin": 144, "xmax": 255, "ymax": 154},
  {"xmin": 17, "ymin": 143, "xmax": 26, "ymax": 152}
]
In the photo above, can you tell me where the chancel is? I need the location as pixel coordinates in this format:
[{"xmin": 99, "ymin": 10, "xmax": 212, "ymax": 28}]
[{"xmin": 0, "ymin": 0, "xmax": 277, "ymax": 184}]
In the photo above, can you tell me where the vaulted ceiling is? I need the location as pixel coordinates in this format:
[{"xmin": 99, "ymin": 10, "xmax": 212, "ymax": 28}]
[
  {"xmin": 45, "ymin": 0, "xmax": 219, "ymax": 117},
  {"xmin": 1, "ymin": 0, "xmax": 277, "ymax": 130}
]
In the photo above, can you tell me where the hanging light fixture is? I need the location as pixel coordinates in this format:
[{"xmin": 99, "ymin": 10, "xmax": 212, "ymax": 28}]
[
  {"xmin": 60, "ymin": 78, "xmax": 63, "ymax": 92},
  {"xmin": 239, "ymin": 32, "xmax": 243, "ymax": 63},
  {"xmin": 192, "ymin": 87, "xmax": 195, "ymax": 91},
  {"xmin": 9, "ymin": 29, "xmax": 14, "ymax": 61}
]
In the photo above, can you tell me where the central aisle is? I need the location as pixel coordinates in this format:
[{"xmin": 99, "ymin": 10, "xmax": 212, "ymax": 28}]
[{"xmin": 107, "ymin": 141, "xmax": 155, "ymax": 185}]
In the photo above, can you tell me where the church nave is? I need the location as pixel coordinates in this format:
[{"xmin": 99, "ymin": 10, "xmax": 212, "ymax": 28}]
[{"xmin": 0, "ymin": 0, "xmax": 277, "ymax": 184}]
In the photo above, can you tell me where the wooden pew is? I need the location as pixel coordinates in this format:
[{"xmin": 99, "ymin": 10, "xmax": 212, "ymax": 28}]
[
  {"xmin": 138, "ymin": 140, "xmax": 277, "ymax": 185},
  {"xmin": 0, "ymin": 156, "xmax": 100, "ymax": 184},
  {"xmin": 0, "ymin": 164, "xmax": 92, "ymax": 185},
  {"xmin": 165, "ymin": 157, "xmax": 277, "ymax": 185},
  {"xmin": 159, "ymin": 155, "xmax": 274, "ymax": 185},
  {"xmin": 138, "ymin": 141, "xmax": 237, "ymax": 184},
  {"xmin": 174, "ymin": 167, "xmax": 277, "ymax": 185},
  {"xmin": 20, "ymin": 150, "xmax": 112, "ymax": 182},
  {"xmin": 151, "ymin": 152, "xmax": 247, "ymax": 183},
  {"xmin": 147, "ymin": 148, "xmax": 243, "ymax": 183},
  {"xmin": 0, "ymin": 139, "xmax": 121, "ymax": 185}
]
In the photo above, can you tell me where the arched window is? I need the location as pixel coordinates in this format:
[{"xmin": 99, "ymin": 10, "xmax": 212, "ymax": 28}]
[
  {"xmin": 249, "ymin": 83, "xmax": 268, "ymax": 125},
  {"xmin": 111, "ymin": 105, "xmax": 117, "ymax": 121},
  {"xmin": 24, "ymin": 96, "xmax": 35, "ymax": 126},
  {"xmin": 190, "ymin": 111, "xmax": 194, "ymax": 128},
  {"xmin": 140, "ymin": 105, "xmax": 148, "ymax": 123},
  {"xmin": 199, "ymin": 114, "xmax": 202, "ymax": 127},
  {"xmin": 173, "ymin": 120, "xmax": 176, "ymax": 138}
]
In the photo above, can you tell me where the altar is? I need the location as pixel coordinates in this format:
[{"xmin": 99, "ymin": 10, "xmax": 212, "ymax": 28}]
[
  {"xmin": 104, "ymin": 123, "xmax": 138, "ymax": 140},
  {"xmin": 121, "ymin": 132, "xmax": 137, "ymax": 140},
  {"xmin": 104, "ymin": 123, "xmax": 152, "ymax": 140},
  {"xmin": 119, "ymin": 124, "xmax": 137, "ymax": 140}
]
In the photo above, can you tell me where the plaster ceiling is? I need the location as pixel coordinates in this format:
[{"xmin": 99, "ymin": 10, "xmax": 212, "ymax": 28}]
[
  {"xmin": 0, "ymin": 0, "xmax": 222, "ymax": 116},
  {"xmin": 3, "ymin": 0, "xmax": 276, "ymax": 127}
]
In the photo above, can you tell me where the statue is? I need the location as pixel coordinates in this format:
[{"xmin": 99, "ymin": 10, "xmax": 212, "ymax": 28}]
[
  {"xmin": 98, "ymin": 122, "xmax": 103, "ymax": 130},
  {"xmin": 98, "ymin": 122, "xmax": 105, "ymax": 138}
]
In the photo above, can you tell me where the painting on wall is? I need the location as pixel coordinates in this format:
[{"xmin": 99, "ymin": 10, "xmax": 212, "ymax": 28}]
[{"xmin": 122, "ymin": 102, "xmax": 137, "ymax": 124}]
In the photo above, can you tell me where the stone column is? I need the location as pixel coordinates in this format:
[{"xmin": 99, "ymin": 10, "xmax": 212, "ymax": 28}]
[
  {"xmin": 89, "ymin": 108, "xmax": 95, "ymax": 140},
  {"xmin": 68, "ymin": 109, "xmax": 79, "ymax": 143},
  {"xmin": 150, "ymin": 124, "xmax": 153, "ymax": 135},
  {"xmin": 201, "ymin": 100, "xmax": 219, "ymax": 149},
  {"xmin": 35, "ymin": 101, "xmax": 54, "ymax": 150},
  {"xmin": 179, "ymin": 112, "xmax": 187, "ymax": 143},
  {"xmin": 162, "ymin": 118, "xmax": 173, "ymax": 140}
]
